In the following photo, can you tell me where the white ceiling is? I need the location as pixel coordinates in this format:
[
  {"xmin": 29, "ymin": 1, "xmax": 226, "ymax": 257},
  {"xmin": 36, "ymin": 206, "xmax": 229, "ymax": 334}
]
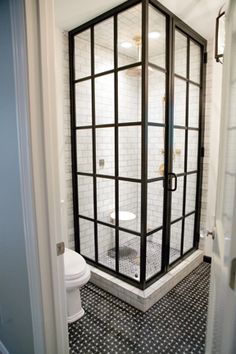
[{"xmin": 55, "ymin": 0, "xmax": 224, "ymax": 39}]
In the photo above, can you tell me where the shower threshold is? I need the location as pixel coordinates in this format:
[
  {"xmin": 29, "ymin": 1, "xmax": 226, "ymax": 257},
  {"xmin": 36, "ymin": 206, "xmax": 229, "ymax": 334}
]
[{"xmin": 89, "ymin": 250, "xmax": 203, "ymax": 312}]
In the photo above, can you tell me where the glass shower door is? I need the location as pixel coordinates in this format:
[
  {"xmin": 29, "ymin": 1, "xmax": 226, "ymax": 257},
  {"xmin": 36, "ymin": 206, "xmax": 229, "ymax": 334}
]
[{"xmin": 169, "ymin": 26, "xmax": 202, "ymax": 265}]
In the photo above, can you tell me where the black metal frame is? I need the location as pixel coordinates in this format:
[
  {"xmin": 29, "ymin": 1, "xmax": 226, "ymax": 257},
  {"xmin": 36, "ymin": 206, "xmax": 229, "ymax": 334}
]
[
  {"xmin": 69, "ymin": 0, "xmax": 207, "ymax": 289},
  {"xmin": 215, "ymin": 10, "xmax": 225, "ymax": 64}
]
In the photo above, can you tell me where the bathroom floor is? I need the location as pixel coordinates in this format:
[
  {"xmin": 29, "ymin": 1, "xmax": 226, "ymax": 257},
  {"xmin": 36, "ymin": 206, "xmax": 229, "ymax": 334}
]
[
  {"xmin": 68, "ymin": 262, "xmax": 210, "ymax": 354},
  {"xmin": 100, "ymin": 238, "xmax": 180, "ymax": 280}
]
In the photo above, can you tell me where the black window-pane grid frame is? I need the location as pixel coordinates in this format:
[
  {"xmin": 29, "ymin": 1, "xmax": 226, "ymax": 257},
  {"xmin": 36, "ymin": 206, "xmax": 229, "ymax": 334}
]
[
  {"xmin": 173, "ymin": 27, "xmax": 202, "ymax": 258},
  {"xmin": 69, "ymin": 0, "xmax": 206, "ymax": 290}
]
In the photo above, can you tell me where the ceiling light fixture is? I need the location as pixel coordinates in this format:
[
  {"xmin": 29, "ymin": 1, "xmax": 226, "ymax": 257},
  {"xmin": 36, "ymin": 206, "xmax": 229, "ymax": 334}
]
[
  {"xmin": 121, "ymin": 41, "xmax": 133, "ymax": 48},
  {"xmin": 149, "ymin": 31, "xmax": 160, "ymax": 39}
]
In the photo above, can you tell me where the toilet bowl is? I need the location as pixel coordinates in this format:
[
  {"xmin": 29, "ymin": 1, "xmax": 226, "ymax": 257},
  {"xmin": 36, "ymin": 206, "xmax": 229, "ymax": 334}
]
[{"xmin": 64, "ymin": 248, "xmax": 90, "ymax": 323}]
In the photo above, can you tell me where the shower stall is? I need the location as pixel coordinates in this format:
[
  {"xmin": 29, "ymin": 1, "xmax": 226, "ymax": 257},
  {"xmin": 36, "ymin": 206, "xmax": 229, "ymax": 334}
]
[{"xmin": 69, "ymin": 0, "xmax": 206, "ymax": 289}]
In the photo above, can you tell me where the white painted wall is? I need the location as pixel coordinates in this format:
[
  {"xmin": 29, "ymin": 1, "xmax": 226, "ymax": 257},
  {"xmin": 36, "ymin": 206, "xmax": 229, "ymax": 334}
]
[{"xmin": 0, "ymin": 1, "xmax": 34, "ymax": 352}]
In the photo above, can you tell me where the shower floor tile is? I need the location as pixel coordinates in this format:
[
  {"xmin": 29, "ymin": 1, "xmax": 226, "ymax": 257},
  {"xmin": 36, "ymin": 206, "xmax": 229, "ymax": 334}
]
[
  {"xmin": 68, "ymin": 262, "xmax": 210, "ymax": 354},
  {"xmin": 99, "ymin": 238, "xmax": 180, "ymax": 280}
]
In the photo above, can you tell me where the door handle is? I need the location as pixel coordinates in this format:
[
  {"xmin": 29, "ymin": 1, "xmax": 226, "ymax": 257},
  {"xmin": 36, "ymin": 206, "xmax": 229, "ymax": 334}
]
[{"xmin": 167, "ymin": 173, "xmax": 177, "ymax": 192}]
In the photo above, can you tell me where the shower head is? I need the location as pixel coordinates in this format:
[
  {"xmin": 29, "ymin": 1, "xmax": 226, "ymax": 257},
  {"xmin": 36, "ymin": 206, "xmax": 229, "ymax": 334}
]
[
  {"xmin": 125, "ymin": 35, "xmax": 154, "ymax": 77},
  {"xmin": 126, "ymin": 35, "xmax": 142, "ymax": 77}
]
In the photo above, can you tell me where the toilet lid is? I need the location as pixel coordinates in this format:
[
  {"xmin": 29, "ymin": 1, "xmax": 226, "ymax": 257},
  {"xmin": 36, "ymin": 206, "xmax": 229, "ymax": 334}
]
[{"xmin": 64, "ymin": 248, "xmax": 87, "ymax": 280}]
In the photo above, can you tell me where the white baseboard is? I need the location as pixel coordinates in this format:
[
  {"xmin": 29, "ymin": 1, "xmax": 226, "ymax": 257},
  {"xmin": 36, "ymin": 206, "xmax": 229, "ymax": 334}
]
[{"xmin": 0, "ymin": 341, "xmax": 10, "ymax": 354}]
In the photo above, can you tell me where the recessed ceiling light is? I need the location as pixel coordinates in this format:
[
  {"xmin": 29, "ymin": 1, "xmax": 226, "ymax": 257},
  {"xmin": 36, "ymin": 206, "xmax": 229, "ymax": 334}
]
[
  {"xmin": 149, "ymin": 31, "xmax": 160, "ymax": 39},
  {"xmin": 121, "ymin": 41, "xmax": 133, "ymax": 48}
]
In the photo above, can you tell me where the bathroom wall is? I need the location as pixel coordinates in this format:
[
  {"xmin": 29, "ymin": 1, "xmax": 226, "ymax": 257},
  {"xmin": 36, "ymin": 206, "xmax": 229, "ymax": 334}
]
[{"xmin": 0, "ymin": 1, "xmax": 34, "ymax": 352}]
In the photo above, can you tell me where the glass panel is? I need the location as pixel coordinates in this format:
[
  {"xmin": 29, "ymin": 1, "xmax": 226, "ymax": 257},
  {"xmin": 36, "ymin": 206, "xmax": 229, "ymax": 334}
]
[
  {"xmin": 74, "ymin": 30, "xmax": 91, "ymax": 80},
  {"xmin": 183, "ymin": 214, "xmax": 195, "ymax": 253},
  {"xmin": 147, "ymin": 181, "xmax": 163, "ymax": 232},
  {"xmin": 185, "ymin": 173, "xmax": 197, "ymax": 214},
  {"xmin": 96, "ymin": 128, "xmax": 115, "ymax": 176},
  {"xmin": 77, "ymin": 175, "xmax": 94, "ymax": 218},
  {"xmin": 190, "ymin": 41, "xmax": 201, "ymax": 84},
  {"xmin": 97, "ymin": 224, "xmax": 115, "ymax": 270},
  {"xmin": 119, "ymin": 126, "xmax": 141, "ymax": 179},
  {"xmin": 148, "ymin": 5, "xmax": 166, "ymax": 68},
  {"xmin": 97, "ymin": 178, "xmax": 115, "ymax": 224},
  {"xmin": 169, "ymin": 221, "xmax": 182, "ymax": 263},
  {"xmin": 79, "ymin": 218, "xmax": 95, "ymax": 260},
  {"xmin": 171, "ymin": 176, "xmax": 184, "ymax": 221},
  {"xmin": 175, "ymin": 30, "xmax": 187, "ymax": 77},
  {"xmin": 119, "ymin": 231, "xmax": 140, "ymax": 280},
  {"xmin": 148, "ymin": 126, "xmax": 165, "ymax": 179},
  {"xmin": 173, "ymin": 129, "xmax": 185, "ymax": 174},
  {"xmin": 118, "ymin": 4, "xmax": 142, "ymax": 67},
  {"xmin": 95, "ymin": 74, "xmax": 114, "ymax": 125},
  {"xmin": 118, "ymin": 68, "xmax": 141, "ymax": 123},
  {"xmin": 75, "ymin": 80, "xmax": 92, "ymax": 127},
  {"xmin": 188, "ymin": 84, "xmax": 200, "ymax": 128},
  {"xmin": 187, "ymin": 130, "xmax": 198, "ymax": 171},
  {"xmin": 146, "ymin": 230, "xmax": 162, "ymax": 280},
  {"xmin": 148, "ymin": 69, "xmax": 166, "ymax": 124},
  {"xmin": 76, "ymin": 129, "xmax": 93, "ymax": 173},
  {"xmin": 119, "ymin": 181, "xmax": 141, "ymax": 232},
  {"xmin": 94, "ymin": 18, "xmax": 114, "ymax": 74},
  {"xmin": 174, "ymin": 78, "xmax": 186, "ymax": 126}
]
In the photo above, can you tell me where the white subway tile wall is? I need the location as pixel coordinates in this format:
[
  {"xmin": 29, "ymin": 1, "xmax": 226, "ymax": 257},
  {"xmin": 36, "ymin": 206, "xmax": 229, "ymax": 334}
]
[
  {"xmin": 74, "ymin": 30, "xmax": 91, "ymax": 80},
  {"xmin": 94, "ymin": 18, "xmax": 114, "ymax": 74},
  {"xmin": 147, "ymin": 181, "xmax": 163, "ymax": 231},
  {"xmin": 148, "ymin": 69, "xmax": 165, "ymax": 124},
  {"xmin": 97, "ymin": 177, "xmax": 115, "ymax": 224},
  {"xmin": 95, "ymin": 74, "xmax": 114, "ymax": 125},
  {"xmin": 171, "ymin": 176, "xmax": 184, "ymax": 221},
  {"xmin": 148, "ymin": 126, "xmax": 165, "ymax": 178},
  {"xmin": 96, "ymin": 127, "xmax": 115, "ymax": 175}
]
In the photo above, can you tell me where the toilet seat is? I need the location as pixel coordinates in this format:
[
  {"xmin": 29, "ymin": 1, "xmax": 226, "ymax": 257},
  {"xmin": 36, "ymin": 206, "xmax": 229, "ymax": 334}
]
[{"xmin": 64, "ymin": 248, "xmax": 87, "ymax": 280}]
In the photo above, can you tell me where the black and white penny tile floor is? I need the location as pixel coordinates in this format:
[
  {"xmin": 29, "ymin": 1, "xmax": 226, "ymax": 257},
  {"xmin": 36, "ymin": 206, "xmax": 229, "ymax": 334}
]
[{"xmin": 69, "ymin": 262, "xmax": 210, "ymax": 354}]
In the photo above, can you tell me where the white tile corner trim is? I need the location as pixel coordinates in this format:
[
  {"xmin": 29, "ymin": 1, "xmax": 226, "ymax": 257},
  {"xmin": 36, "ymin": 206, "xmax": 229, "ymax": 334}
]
[
  {"xmin": 0, "ymin": 341, "xmax": 10, "ymax": 354},
  {"xmin": 89, "ymin": 250, "xmax": 203, "ymax": 312}
]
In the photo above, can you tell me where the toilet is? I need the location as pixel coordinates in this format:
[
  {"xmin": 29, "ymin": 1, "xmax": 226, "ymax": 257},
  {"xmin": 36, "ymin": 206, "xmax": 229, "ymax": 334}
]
[{"xmin": 64, "ymin": 248, "xmax": 90, "ymax": 323}]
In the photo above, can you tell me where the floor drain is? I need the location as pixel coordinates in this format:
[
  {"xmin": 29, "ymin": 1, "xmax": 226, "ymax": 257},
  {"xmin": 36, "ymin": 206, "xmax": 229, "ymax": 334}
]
[{"xmin": 108, "ymin": 246, "xmax": 137, "ymax": 259}]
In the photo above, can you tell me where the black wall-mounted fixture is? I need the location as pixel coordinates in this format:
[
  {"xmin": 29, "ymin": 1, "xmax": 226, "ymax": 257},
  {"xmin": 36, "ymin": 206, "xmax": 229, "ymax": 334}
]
[{"xmin": 215, "ymin": 9, "xmax": 225, "ymax": 63}]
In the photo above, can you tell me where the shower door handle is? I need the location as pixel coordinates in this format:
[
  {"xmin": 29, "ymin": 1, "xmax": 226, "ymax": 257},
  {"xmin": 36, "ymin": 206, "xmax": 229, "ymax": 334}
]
[{"xmin": 167, "ymin": 173, "xmax": 177, "ymax": 192}]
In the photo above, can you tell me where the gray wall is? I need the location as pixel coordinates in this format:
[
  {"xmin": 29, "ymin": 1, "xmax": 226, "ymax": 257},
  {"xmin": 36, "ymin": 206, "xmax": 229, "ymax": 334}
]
[{"xmin": 0, "ymin": 0, "xmax": 34, "ymax": 353}]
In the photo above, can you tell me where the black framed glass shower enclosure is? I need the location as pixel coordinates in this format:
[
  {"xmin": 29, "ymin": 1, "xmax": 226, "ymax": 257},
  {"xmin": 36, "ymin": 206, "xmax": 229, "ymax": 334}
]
[{"xmin": 69, "ymin": 0, "xmax": 206, "ymax": 289}]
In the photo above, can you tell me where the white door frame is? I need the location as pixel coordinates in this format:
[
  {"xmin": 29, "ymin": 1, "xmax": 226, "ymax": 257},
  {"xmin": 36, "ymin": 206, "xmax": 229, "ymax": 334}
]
[{"xmin": 10, "ymin": 0, "xmax": 69, "ymax": 352}]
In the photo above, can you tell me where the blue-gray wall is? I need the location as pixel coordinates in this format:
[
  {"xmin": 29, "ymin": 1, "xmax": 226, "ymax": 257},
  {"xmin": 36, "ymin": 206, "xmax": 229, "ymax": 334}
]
[{"xmin": 0, "ymin": 0, "xmax": 34, "ymax": 353}]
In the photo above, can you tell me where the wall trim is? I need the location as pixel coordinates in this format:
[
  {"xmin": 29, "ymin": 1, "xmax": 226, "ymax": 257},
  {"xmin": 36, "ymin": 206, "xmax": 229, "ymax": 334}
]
[
  {"xmin": 9, "ymin": 0, "xmax": 69, "ymax": 352},
  {"xmin": 24, "ymin": 0, "xmax": 69, "ymax": 352},
  {"xmin": 0, "ymin": 341, "xmax": 10, "ymax": 354}
]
